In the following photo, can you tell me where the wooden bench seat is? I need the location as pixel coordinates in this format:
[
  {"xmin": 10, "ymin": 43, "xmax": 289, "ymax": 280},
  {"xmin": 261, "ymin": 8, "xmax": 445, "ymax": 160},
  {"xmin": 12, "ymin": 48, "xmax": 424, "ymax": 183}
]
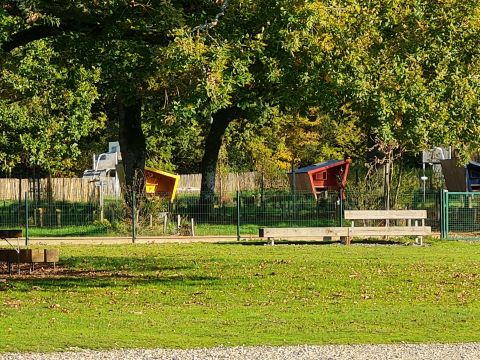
[
  {"xmin": 258, "ymin": 210, "xmax": 431, "ymax": 245},
  {"xmin": 344, "ymin": 209, "xmax": 431, "ymax": 245}
]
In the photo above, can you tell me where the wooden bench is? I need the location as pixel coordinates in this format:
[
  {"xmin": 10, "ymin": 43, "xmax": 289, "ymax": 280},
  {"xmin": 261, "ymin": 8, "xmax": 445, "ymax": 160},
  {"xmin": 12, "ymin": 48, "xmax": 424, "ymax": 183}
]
[
  {"xmin": 0, "ymin": 248, "xmax": 60, "ymax": 274},
  {"xmin": 259, "ymin": 227, "xmax": 349, "ymax": 245},
  {"xmin": 0, "ymin": 229, "xmax": 59, "ymax": 274},
  {"xmin": 344, "ymin": 210, "xmax": 431, "ymax": 245},
  {"xmin": 0, "ymin": 230, "xmax": 22, "ymax": 274},
  {"xmin": 258, "ymin": 209, "xmax": 431, "ymax": 245}
]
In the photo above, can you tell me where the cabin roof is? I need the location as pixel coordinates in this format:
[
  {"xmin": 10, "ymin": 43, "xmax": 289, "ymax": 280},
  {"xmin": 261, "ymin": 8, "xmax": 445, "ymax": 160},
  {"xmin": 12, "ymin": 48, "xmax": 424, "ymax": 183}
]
[
  {"xmin": 144, "ymin": 167, "xmax": 180, "ymax": 180},
  {"xmin": 290, "ymin": 160, "xmax": 348, "ymax": 174}
]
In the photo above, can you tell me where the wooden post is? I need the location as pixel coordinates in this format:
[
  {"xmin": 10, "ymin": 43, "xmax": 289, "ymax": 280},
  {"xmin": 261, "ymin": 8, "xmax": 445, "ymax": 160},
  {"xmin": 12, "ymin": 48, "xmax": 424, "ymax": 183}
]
[
  {"xmin": 347, "ymin": 221, "xmax": 354, "ymax": 245},
  {"xmin": 38, "ymin": 208, "xmax": 44, "ymax": 227},
  {"xmin": 163, "ymin": 214, "xmax": 168, "ymax": 234},
  {"xmin": 177, "ymin": 215, "xmax": 181, "ymax": 231},
  {"xmin": 191, "ymin": 218, "xmax": 195, "ymax": 237},
  {"xmin": 56, "ymin": 209, "xmax": 61, "ymax": 227},
  {"xmin": 149, "ymin": 214, "xmax": 153, "ymax": 227},
  {"xmin": 99, "ymin": 181, "xmax": 104, "ymax": 222}
]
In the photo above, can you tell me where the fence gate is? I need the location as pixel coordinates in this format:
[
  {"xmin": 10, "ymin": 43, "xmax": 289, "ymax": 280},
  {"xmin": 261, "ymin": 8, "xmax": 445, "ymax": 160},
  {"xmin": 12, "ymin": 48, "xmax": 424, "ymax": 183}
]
[{"xmin": 442, "ymin": 191, "xmax": 480, "ymax": 240}]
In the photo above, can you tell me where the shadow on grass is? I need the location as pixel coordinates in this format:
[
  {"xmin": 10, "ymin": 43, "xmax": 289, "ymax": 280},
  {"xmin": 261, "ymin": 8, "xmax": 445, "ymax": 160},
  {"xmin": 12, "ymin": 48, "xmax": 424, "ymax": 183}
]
[
  {"xmin": 218, "ymin": 239, "xmax": 406, "ymax": 246},
  {"xmin": 1, "ymin": 255, "xmax": 221, "ymax": 291}
]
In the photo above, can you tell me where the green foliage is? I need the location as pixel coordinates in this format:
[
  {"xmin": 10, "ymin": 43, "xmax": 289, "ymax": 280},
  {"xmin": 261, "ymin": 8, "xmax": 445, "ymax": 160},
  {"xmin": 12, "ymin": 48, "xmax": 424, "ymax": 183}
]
[
  {"xmin": 287, "ymin": 0, "xmax": 480, "ymax": 158},
  {"xmin": 0, "ymin": 40, "xmax": 104, "ymax": 173},
  {"xmin": 2, "ymin": 0, "xmax": 480, "ymax": 177}
]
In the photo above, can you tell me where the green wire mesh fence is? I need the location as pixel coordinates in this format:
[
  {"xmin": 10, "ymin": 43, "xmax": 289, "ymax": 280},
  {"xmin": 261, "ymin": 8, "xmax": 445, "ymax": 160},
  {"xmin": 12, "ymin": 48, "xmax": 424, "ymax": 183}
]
[
  {"xmin": 443, "ymin": 192, "xmax": 480, "ymax": 240},
  {"xmin": 0, "ymin": 187, "xmax": 474, "ymax": 240}
]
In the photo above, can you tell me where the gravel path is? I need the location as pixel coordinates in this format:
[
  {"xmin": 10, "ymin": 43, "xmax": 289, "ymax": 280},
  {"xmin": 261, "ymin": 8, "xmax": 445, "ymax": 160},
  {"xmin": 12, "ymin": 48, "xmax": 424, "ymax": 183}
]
[{"xmin": 1, "ymin": 344, "xmax": 480, "ymax": 360}]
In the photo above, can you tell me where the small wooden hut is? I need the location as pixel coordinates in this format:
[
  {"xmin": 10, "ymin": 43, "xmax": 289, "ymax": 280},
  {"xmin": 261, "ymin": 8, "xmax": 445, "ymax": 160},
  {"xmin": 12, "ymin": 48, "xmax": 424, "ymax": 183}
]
[
  {"xmin": 288, "ymin": 159, "xmax": 351, "ymax": 198},
  {"xmin": 116, "ymin": 163, "xmax": 180, "ymax": 201},
  {"xmin": 144, "ymin": 167, "xmax": 180, "ymax": 201}
]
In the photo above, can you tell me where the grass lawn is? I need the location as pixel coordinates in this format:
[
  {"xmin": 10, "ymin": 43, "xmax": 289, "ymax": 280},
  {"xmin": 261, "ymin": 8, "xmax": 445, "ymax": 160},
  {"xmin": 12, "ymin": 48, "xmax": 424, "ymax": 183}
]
[{"xmin": 1, "ymin": 239, "xmax": 480, "ymax": 352}]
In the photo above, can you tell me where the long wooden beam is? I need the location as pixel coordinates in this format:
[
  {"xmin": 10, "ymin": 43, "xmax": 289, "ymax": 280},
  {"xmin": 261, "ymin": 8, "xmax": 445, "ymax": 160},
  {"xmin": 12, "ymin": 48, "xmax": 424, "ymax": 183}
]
[
  {"xmin": 344, "ymin": 210, "xmax": 427, "ymax": 220},
  {"xmin": 259, "ymin": 226, "xmax": 431, "ymax": 238}
]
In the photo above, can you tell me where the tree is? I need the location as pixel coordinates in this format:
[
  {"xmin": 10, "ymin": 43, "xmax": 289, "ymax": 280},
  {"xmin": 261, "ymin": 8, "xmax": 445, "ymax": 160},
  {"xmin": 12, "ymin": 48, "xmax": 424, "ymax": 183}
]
[
  {"xmin": 0, "ymin": 39, "xmax": 104, "ymax": 175},
  {"xmin": 265, "ymin": 0, "xmax": 480, "ymax": 205},
  {"xmin": 1, "ymin": 0, "xmax": 229, "ymax": 192},
  {"xmin": 300, "ymin": 0, "xmax": 480, "ymax": 156}
]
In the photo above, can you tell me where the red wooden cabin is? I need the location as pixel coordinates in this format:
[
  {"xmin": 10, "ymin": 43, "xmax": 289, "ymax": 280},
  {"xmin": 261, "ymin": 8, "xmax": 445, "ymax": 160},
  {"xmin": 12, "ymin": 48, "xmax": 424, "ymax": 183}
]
[{"xmin": 288, "ymin": 159, "xmax": 351, "ymax": 198}]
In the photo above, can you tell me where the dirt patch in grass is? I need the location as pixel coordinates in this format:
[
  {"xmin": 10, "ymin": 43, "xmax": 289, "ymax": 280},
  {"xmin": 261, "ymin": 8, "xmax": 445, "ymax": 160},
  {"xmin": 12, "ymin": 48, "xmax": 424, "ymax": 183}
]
[{"xmin": 0, "ymin": 263, "xmax": 134, "ymax": 280}]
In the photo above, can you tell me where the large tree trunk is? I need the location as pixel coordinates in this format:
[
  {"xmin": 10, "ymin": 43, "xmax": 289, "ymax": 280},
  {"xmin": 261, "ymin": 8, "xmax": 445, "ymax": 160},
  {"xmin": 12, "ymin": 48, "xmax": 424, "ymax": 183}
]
[
  {"xmin": 118, "ymin": 97, "xmax": 146, "ymax": 196},
  {"xmin": 200, "ymin": 107, "xmax": 243, "ymax": 205}
]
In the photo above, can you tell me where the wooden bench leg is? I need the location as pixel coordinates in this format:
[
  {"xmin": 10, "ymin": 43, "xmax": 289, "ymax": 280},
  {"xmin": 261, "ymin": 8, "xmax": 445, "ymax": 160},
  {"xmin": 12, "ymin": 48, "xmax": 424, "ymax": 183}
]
[
  {"xmin": 345, "ymin": 227, "xmax": 352, "ymax": 245},
  {"xmin": 415, "ymin": 236, "xmax": 423, "ymax": 246}
]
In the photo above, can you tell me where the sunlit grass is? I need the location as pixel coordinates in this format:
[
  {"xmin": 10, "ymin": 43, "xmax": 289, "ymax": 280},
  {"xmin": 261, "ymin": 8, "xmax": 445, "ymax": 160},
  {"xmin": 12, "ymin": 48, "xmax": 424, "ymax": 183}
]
[{"xmin": 1, "ymin": 239, "xmax": 480, "ymax": 352}]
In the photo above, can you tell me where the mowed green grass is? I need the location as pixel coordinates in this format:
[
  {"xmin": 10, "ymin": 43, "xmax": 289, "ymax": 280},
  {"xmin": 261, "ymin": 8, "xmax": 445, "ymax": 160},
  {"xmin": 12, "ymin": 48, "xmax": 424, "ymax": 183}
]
[{"xmin": 1, "ymin": 240, "xmax": 480, "ymax": 352}]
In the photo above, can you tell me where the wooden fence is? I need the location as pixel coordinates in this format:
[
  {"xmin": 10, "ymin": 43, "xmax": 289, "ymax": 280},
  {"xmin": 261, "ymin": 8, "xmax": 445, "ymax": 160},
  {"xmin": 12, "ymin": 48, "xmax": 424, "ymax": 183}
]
[
  {"xmin": 0, "ymin": 178, "xmax": 105, "ymax": 203},
  {"xmin": 178, "ymin": 172, "xmax": 289, "ymax": 193},
  {"xmin": 179, "ymin": 172, "xmax": 253, "ymax": 192},
  {"xmin": 0, "ymin": 172, "xmax": 289, "ymax": 202}
]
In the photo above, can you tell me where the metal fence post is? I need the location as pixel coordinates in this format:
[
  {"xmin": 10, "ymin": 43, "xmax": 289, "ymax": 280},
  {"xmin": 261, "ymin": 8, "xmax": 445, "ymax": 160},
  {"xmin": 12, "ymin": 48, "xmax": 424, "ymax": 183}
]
[
  {"xmin": 440, "ymin": 189, "xmax": 449, "ymax": 240},
  {"xmin": 444, "ymin": 190, "xmax": 449, "ymax": 240},
  {"xmin": 236, "ymin": 191, "xmax": 240, "ymax": 241},
  {"xmin": 439, "ymin": 189, "xmax": 444, "ymax": 239},
  {"xmin": 339, "ymin": 189, "xmax": 344, "ymax": 227},
  {"xmin": 25, "ymin": 192, "xmax": 29, "ymax": 246},
  {"xmin": 132, "ymin": 191, "xmax": 136, "ymax": 243}
]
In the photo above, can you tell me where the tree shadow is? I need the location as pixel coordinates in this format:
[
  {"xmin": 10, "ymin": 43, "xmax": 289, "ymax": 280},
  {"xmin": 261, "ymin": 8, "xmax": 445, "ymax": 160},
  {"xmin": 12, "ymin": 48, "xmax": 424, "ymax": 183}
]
[
  {"xmin": 0, "ymin": 255, "xmax": 221, "ymax": 291},
  {"xmin": 217, "ymin": 240, "xmax": 340, "ymax": 246},
  {"xmin": 217, "ymin": 239, "xmax": 405, "ymax": 246}
]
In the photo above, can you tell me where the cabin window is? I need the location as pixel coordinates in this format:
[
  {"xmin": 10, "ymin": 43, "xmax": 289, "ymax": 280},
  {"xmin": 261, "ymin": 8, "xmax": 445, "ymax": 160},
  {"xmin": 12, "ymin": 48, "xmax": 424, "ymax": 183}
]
[{"xmin": 314, "ymin": 172, "xmax": 327, "ymax": 180}]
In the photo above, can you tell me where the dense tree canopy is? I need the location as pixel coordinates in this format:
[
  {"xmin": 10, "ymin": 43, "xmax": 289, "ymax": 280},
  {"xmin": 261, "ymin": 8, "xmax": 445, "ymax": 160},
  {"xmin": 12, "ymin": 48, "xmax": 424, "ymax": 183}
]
[{"xmin": 1, "ymin": 0, "xmax": 480, "ymax": 189}]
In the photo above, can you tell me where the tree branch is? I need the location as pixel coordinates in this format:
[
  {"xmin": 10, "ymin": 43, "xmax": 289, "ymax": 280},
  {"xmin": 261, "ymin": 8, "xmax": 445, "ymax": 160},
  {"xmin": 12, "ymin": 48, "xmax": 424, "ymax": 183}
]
[
  {"xmin": 191, "ymin": 0, "xmax": 230, "ymax": 34},
  {"xmin": 1, "ymin": 1, "xmax": 224, "ymax": 53},
  {"xmin": 1, "ymin": 21, "xmax": 172, "ymax": 53}
]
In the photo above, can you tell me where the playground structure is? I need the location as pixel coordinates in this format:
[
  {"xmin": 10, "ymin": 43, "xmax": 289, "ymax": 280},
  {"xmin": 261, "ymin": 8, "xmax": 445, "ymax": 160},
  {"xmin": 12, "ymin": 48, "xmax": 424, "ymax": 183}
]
[
  {"xmin": 441, "ymin": 159, "xmax": 480, "ymax": 192},
  {"xmin": 82, "ymin": 141, "xmax": 121, "ymax": 198},
  {"xmin": 144, "ymin": 167, "xmax": 180, "ymax": 201},
  {"xmin": 115, "ymin": 162, "xmax": 180, "ymax": 201},
  {"xmin": 288, "ymin": 159, "xmax": 351, "ymax": 199},
  {"xmin": 82, "ymin": 142, "xmax": 180, "ymax": 201}
]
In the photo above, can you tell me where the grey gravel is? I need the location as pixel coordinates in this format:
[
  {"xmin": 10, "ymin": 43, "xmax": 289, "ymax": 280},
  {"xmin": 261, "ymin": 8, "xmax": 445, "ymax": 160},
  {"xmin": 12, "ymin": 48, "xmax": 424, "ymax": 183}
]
[{"xmin": 1, "ymin": 344, "xmax": 480, "ymax": 360}]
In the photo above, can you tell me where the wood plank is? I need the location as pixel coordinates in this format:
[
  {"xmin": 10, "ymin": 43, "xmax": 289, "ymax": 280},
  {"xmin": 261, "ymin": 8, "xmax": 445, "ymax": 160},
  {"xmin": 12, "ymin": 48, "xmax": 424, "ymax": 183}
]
[
  {"xmin": 259, "ymin": 227, "xmax": 349, "ymax": 238},
  {"xmin": 349, "ymin": 226, "xmax": 431, "ymax": 236},
  {"xmin": 19, "ymin": 249, "xmax": 45, "ymax": 263},
  {"xmin": 44, "ymin": 249, "xmax": 60, "ymax": 263},
  {"xmin": 259, "ymin": 226, "xmax": 431, "ymax": 239},
  {"xmin": 344, "ymin": 210, "xmax": 427, "ymax": 220},
  {"xmin": 0, "ymin": 229, "xmax": 22, "ymax": 238}
]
